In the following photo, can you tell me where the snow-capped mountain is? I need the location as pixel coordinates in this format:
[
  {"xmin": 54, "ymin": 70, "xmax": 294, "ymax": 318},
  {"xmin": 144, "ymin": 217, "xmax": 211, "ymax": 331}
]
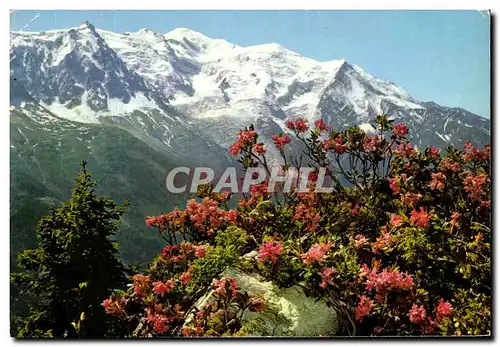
[{"xmin": 10, "ymin": 23, "xmax": 490, "ymax": 153}]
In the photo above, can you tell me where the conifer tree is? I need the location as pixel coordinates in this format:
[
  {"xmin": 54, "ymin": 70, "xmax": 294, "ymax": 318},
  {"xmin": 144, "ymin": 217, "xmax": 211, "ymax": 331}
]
[{"xmin": 11, "ymin": 162, "xmax": 128, "ymax": 338}]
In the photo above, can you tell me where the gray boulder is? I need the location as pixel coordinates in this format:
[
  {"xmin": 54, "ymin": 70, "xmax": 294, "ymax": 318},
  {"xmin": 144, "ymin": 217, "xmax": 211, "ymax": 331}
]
[{"xmin": 187, "ymin": 266, "xmax": 339, "ymax": 337}]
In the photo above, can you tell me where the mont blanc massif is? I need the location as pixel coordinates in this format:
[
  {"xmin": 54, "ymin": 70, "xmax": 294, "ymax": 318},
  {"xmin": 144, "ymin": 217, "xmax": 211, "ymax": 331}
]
[{"xmin": 10, "ymin": 22, "xmax": 490, "ymax": 263}]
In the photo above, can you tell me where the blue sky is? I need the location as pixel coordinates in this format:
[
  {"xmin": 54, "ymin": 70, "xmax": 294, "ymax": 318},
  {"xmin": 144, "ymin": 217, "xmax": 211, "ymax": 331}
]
[{"xmin": 10, "ymin": 10, "xmax": 490, "ymax": 118}]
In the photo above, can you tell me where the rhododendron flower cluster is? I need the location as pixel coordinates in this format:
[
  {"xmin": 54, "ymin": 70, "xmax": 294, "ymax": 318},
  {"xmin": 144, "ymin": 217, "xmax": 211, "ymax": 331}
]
[
  {"xmin": 363, "ymin": 135, "xmax": 383, "ymax": 153},
  {"xmin": 286, "ymin": 118, "xmax": 309, "ymax": 133},
  {"xmin": 229, "ymin": 129, "xmax": 257, "ymax": 156},
  {"xmin": 394, "ymin": 142, "xmax": 417, "ymax": 159},
  {"xmin": 249, "ymin": 296, "xmax": 266, "ymax": 312},
  {"xmin": 239, "ymin": 181, "xmax": 270, "ymax": 208},
  {"xmin": 213, "ymin": 278, "xmax": 238, "ymax": 297},
  {"xmin": 388, "ymin": 174, "xmax": 407, "ymax": 195},
  {"xmin": 361, "ymin": 264, "xmax": 414, "ymax": 299},
  {"xmin": 463, "ymin": 141, "xmax": 490, "ymax": 162},
  {"xmin": 314, "ymin": 119, "xmax": 328, "ymax": 132},
  {"xmin": 450, "ymin": 211, "xmax": 461, "ymax": 230},
  {"xmin": 390, "ymin": 214, "xmax": 404, "ymax": 228},
  {"xmin": 258, "ymin": 242, "xmax": 282, "ymax": 263},
  {"xmin": 371, "ymin": 227, "xmax": 395, "ymax": 253},
  {"xmin": 409, "ymin": 207, "xmax": 431, "ymax": 229},
  {"xmin": 132, "ymin": 274, "xmax": 151, "ymax": 296},
  {"xmin": 408, "ymin": 304, "xmax": 427, "ymax": 324},
  {"xmin": 392, "ymin": 123, "xmax": 409, "ymax": 137},
  {"xmin": 436, "ymin": 299, "xmax": 453, "ymax": 321},
  {"xmin": 179, "ymin": 271, "xmax": 193, "ymax": 286},
  {"xmin": 427, "ymin": 146, "xmax": 441, "ymax": 159},
  {"xmin": 146, "ymin": 209, "xmax": 186, "ymax": 228},
  {"xmin": 293, "ymin": 203, "xmax": 321, "ymax": 232},
  {"xmin": 354, "ymin": 234, "xmax": 368, "ymax": 248},
  {"xmin": 400, "ymin": 192, "xmax": 422, "ymax": 207},
  {"xmin": 152, "ymin": 280, "xmax": 175, "ymax": 296},
  {"xmin": 186, "ymin": 198, "xmax": 239, "ymax": 235},
  {"xmin": 102, "ymin": 298, "xmax": 123, "ymax": 316},
  {"xmin": 438, "ymin": 157, "xmax": 461, "ymax": 172},
  {"xmin": 272, "ymin": 134, "xmax": 291, "ymax": 149},
  {"xmin": 301, "ymin": 242, "xmax": 332, "ymax": 265},
  {"xmin": 323, "ymin": 135, "xmax": 349, "ymax": 154},
  {"xmin": 146, "ymin": 198, "xmax": 239, "ymax": 238},
  {"xmin": 355, "ymin": 295, "xmax": 375, "ymax": 322},
  {"xmin": 144, "ymin": 303, "xmax": 185, "ymax": 335},
  {"xmin": 160, "ymin": 242, "xmax": 209, "ymax": 266},
  {"xmin": 429, "ymin": 172, "xmax": 446, "ymax": 191},
  {"xmin": 194, "ymin": 245, "xmax": 208, "ymax": 258},
  {"xmin": 161, "ymin": 244, "xmax": 184, "ymax": 263},
  {"xmin": 252, "ymin": 143, "xmax": 266, "ymax": 155},
  {"xmin": 463, "ymin": 173, "xmax": 488, "ymax": 201},
  {"xmin": 319, "ymin": 267, "xmax": 337, "ymax": 289}
]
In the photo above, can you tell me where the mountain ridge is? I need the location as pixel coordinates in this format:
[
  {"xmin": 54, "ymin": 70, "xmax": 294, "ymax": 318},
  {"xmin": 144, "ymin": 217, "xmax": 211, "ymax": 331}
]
[{"xmin": 10, "ymin": 23, "xmax": 490, "ymax": 164}]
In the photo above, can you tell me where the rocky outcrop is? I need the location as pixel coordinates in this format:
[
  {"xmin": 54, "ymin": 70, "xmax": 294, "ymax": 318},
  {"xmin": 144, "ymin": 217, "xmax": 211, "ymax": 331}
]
[{"xmin": 187, "ymin": 266, "xmax": 339, "ymax": 337}]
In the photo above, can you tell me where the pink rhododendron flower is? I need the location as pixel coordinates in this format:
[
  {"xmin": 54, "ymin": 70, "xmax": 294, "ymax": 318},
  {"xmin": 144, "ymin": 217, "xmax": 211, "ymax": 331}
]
[
  {"xmin": 229, "ymin": 129, "xmax": 257, "ymax": 157},
  {"xmin": 323, "ymin": 136, "xmax": 349, "ymax": 154},
  {"xmin": 436, "ymin": 299, "xmax": 453, "ymax": 321},
  {"xmin": 392, "ymin": 123, "xmax": 409, "ymax": 137},
  {"xmin": 390, "ymin": 214, "xmax": 404, "ymax": 228},
  {"xmin": 388, "ymin": 174, "xmax": 407, "ymax": 195},
  {"xmin": 152, "ymin": 280, "xmax": 175, "ymax": 296},
  {"xmin": 194, "ymin": 245, "xmax": 208, "ymax": 258},
  {"xmin": 300, "ymin": 242, "xmax": 332, "ymax": 265},
  {"xmin": 355, "ymin": 295, "xmax": 375, "ymax": 321},
  {"xmin": 308, "ymin": 170, "xmax": 319, "ymax": 183},
  {"xmin": 463, "ymin": 173, "xmax": 488, "ymax": 201},
  {"xmin": 400, "ymin": 193, "xmax": 422, "ymax": 207},
  {"xmin": 286, "ymin": 118, "xmax": 309, "ymax": 133},
  {"xmin": 213, "ymin": 278, "xmax": 238, "ymax": 297},
  {"xmin": 285, "ymin": 119, "xmax": 294, "ymax": 129},
  {"xmin": 371, "ymin": 228, "xmax": 394, "ymax": 253},
  {"xmin": 428, "ymin": 147, "xmax": 441, "ymax": 158},
  {"xmin": 184, "ymin": 197, "xmax": 236, "ymax": 235},
  {"xmin": 249, "ymin": 297, "xmax": 266, "ymax": 312},
  {"xmin": 363, "ymin": 264, "xmax": 413, "ymax": 295},
  {"xmin": 294, "ymin": 204, "xmax": 321, "ymax": 232},
  {"xmin": 102, "ymin": 298, "xmax": 112, "ymax": 308},
  {"xmin": 145, "ymin": 217, "xmax": 157, "ymax": 227},
  {"xmin": 439, "ymin": 157, "xmax": 461, "ymax": 172},
  {"xmin": 258, "ymin": 242, "xmax": 283, "ymax": 263},
  {"xmin": 102, "ymin": 298, "xmax": 119, "ymax": 316},
  {"xmin": 363, "ymin": 135, "xmax": 382, "ymax": 153},
  {"xmin": 354, "ymin": 234, "xmax": 368, "ymax": 248},
  {"xmin": 152, "ymin": 314, "xmax": 170, "ymax": 334},
  {"xmin": 410, "ymin": 207, "xmax": 431, "ymax": 229},
  {"xmin": 394, "ymin": 142, "xmax": 417, "ymax": 158},
  {"xmin": 319, "ymin": 267, "xmax": 337, "ymax": 289},
  {"xmin": 463, "ymin": 142, "xmax": 491, "ymax": 162},
  {"xmin": 132, "ymin": 274, "xmax": 150, "ymax": 296},
  {"xmin": 224, "ymin": 209, "xmax": 238, "ymax": 223},
  {"xmin": 272, "ymin": 134, "xmax": 291, "ymax": 149},
  {"xmin": 450, "ymin": 211, "xmax": 461, "ymax": 230},
  {"xmin": 314, "ymin": 119, "xmax": 328, "ymax": 132},
  {"xmin": 179, "ymin": 272, "xmax": 192, "ymax": 286},
  {"xmin": 429, "ymin": 172, "xmax": 445, "ymax": 190},
  {"xmin": 252, "ymin": 143, "xmax": 266, "ymax": 155},
  {"xmin": 408, "ymin": 304, "xmax": 427, "ymax": 324}
]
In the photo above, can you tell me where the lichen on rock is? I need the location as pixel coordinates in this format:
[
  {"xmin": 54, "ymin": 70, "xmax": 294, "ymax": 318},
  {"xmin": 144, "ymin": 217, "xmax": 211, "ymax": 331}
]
[{"xmin": 187, "ymin": 267, "xmax": 339, "ymax": 337}]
